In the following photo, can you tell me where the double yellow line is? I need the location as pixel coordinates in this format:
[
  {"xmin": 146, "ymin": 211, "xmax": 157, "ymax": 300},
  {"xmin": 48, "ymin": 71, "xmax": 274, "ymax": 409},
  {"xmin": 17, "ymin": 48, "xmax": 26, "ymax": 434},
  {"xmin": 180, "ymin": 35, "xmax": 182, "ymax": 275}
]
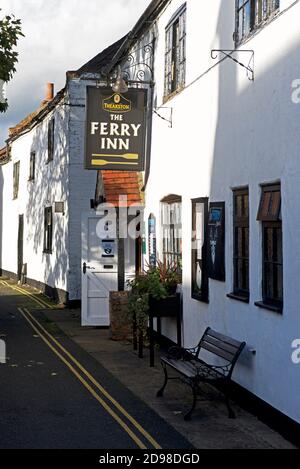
[
  {"xmin": 1, "ymin": 280, "xmax": 55, "ymax": 309},
  {"xmin": 1, "ymin": 281, "xmax": 161, "ymax": 449}
]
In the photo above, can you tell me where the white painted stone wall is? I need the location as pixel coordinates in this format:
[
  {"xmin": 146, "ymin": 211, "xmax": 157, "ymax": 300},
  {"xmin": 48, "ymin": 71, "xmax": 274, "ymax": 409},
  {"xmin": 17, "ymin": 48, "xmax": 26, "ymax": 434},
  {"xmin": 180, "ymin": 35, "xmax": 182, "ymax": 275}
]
[
  {"xmin": 0, "ymin": 77, "xmax": 98, "ymax": 301},
  {"xmin": 0, "ymin": 102, "xmax": 70, "ymax": 294},
  {"xmin": 132, "ymin": 0, "xmax": 300, "ymax": 423}
]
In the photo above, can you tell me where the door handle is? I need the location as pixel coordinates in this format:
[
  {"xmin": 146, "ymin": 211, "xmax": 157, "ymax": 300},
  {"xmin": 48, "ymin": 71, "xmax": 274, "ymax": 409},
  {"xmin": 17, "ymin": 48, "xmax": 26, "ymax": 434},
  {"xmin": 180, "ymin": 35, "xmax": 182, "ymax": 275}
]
[{"xmin": 83, "ymin": 263, "xmax": 96, "ymax": 274}]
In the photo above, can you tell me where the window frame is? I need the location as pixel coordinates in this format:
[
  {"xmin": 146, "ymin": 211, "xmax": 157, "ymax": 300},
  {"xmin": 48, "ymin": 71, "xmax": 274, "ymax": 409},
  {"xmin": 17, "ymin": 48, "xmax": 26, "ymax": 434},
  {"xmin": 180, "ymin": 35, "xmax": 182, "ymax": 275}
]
[
  {"xmin": 256, "ymin": 183, "xmax": 283, "ymax": 312},
  {"xmin": 29, "ymin": 151, "xmax": 36, "ymax": 181},
  {"xmin": 47, "ymin": 117, "xmax": 55, "ymax": 163},
  {"xmin": 164, "ymin": 3, "xmax": 186, "ymax": 100},
  {"xmin": 161, "ymin": 195, "xmax": 182, "ymax": 271},
  {"xmin": 235, "ymin": 0, "xmax": 280, "ymax": 46},
  {"xmin": 43, "ymin": 206, "xmax": 53, "ymax": 254},
  {"xmin": 231, "ymin": 187, "xmax": 250, "ymax": 302},
  {"xmin": 191, "ymin": 197, "xmax": 209, "ymax": 303},
  {"xmin": 13, "ymin": 161, "xmax": 20, "ymax": 200}
]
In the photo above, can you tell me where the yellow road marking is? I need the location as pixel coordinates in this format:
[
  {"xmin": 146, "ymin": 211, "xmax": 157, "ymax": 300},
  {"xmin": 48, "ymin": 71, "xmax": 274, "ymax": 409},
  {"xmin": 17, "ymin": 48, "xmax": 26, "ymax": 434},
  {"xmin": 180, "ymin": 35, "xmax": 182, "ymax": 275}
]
[
  {"xmin": 18, "ymin": 307, "xmax": 147, "ymax": 450},
  {"xmin": 2, "ymin": 280, "xmax": 162, "ymax": 449},
  {"xmin": 23, "ymin": 307, "xmax": 161, "ymax": 450},
  {"xmin": 2, "ymin": 281, "xmax": 54, "ymax": 309}
]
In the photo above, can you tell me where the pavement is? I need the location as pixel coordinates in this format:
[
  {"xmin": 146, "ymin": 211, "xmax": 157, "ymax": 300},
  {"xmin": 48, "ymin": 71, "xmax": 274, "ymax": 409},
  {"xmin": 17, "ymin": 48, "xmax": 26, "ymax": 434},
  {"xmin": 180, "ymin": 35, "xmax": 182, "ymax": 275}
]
[{"xmin": 0, "ymin": 278, "xmax": 296, "ymax": 449}]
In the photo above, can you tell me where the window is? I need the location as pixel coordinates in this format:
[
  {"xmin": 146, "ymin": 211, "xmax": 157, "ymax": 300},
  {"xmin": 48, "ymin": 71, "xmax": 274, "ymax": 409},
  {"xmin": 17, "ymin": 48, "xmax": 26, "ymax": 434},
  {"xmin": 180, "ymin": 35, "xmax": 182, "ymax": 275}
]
[
  {"xmin": 164, "ymin": 3, "xmax": 186, "ymax": 98},
  {"xmin": 236, "ymin": 0, "xmax": 280, "ymax": 44},
  {"xmin": 161, "ymin": 195, "xmax": 182, "ymax": 270},
  {"xmin": 232, "ymin": 188, "xmax": 249, "ymax": 301},
  {"xmin": 47, "ymin": 117, "xmax": 55, "ymax": 162},
  {"xmin": 256, "ymin": 184, "xmax": 283, "ymax": 311},
  {"xmin": 192, "ymin": 198, "xmax": 209, "ymax": 302},
  {"xmin": 13, "ymin": 161, "xmax": 20, "ymax": 199},
  {"xmin": 44, "ymin": 207, "xmax": 53, "ymax": 254},
  {"xmin": 29, "ymin": 151, "xmax": 35, "ymax": 181}
]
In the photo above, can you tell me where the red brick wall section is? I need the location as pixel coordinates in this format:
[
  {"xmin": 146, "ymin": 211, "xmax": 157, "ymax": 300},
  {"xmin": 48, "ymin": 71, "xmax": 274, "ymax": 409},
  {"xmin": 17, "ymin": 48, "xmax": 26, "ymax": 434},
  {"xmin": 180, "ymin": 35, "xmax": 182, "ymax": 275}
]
[{"xmin": 109, "ymin": 291, "xmax": 132, "ymax": 341}]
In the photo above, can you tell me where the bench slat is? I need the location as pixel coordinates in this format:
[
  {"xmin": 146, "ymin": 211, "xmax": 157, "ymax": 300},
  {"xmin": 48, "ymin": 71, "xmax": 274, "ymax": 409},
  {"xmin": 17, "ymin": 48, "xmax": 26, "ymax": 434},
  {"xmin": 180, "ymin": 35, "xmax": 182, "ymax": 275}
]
[
  {"xmin": 162, "ymin": 357, "xmax": 198, "ymax": 378},
  {"xmin": 206, "ymin": 329, "xmax": 243, "ymax": 348},
  {"xmin": 200, "ymin": 341, "xmax": 235, "ymax": 362},
  {"xmin": 202, "ymin": 335, "xmax": 238, "ymax": 356}
]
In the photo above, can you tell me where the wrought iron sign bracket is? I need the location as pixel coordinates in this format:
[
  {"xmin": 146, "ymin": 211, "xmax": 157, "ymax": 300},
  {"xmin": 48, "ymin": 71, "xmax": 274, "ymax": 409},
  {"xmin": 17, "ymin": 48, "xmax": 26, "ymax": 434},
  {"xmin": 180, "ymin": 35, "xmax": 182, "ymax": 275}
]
[
  {"xmin": 153, "ymin": 107, "xmax": 173, "ymax": 128},
  {"xmin": 211, "ymin": 49, "xmax": 255, "ymax": 81},
  {"xmin": 101, "ymin": 41, "xmax": 155, "ymax": 89}
]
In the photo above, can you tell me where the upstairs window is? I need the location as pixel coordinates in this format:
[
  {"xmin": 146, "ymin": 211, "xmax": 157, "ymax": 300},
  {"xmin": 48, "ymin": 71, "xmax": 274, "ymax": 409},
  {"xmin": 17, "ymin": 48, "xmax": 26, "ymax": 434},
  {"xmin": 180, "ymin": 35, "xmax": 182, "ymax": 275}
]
[
  {"xmin": 164, "ymin": 3, "xmax": 186, "ymax": 99},
  {"xmin": 256, "ymin": 184, "xmax": 283, "ymax": 312},
  {"xmin": 13, "ymin": 161, "xmax": 20, "ymax": 199},
  {"xmin": 44, "ymin": 207, "xmax": 53, "ymax": 254},
  {"xmin": 29, "ymin": 151, "xmax": 36, "ymax": 181},
  {"xmin": 236, "ymin": 0, "xmax": 280, "ymax": 44},
  {"xmin": 47, "ymin": 117, "xmax": 55, "ymax": 162}
]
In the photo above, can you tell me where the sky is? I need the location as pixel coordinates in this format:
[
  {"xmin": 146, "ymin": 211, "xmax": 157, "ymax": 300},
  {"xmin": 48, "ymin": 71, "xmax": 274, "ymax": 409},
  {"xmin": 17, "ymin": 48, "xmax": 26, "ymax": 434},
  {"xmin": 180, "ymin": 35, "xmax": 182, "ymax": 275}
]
[{"xmin": 0, "ymin": 0, "xmax": 151, "ymax": 146}]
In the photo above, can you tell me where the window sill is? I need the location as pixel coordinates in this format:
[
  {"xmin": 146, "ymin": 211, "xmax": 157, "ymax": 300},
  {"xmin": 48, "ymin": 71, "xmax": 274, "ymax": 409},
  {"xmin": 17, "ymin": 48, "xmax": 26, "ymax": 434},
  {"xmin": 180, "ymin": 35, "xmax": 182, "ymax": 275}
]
[
  {"xmin": 254, "ymin": 301, "xmax": 283, "ymax": 314},
  {"xmin": 43, "ymin": 250, "xmax": 52, "ymax": 255},
  {"xmin": 235, "ymin": 10, "xmax": 280, "ymax": 48},
  {"xmin": 28, "ymin": 178, "xmax": 35, "ymax": 182},
  {"xmin": 192, "ymin": 293, "xmax": 209, "ymax": 304},
  {"xmin": 163, "ymin": 85, "xmax": 185, "ymax": 104},
  {"xmin": 227, "ymin": 292, "xmax": 249, "ymax": 304}
]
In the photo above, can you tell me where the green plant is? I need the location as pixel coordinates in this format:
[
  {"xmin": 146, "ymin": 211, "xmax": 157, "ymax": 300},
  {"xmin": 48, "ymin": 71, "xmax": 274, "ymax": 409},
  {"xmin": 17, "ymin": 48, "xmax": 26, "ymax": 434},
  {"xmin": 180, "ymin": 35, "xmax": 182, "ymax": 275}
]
[
  {"xmin": 127, "ymin": 260, "xmax": 181, "ymax": 332},
  {"xmin": 0, "ymin": 9, "xmax": 24, "ymax": 112}
]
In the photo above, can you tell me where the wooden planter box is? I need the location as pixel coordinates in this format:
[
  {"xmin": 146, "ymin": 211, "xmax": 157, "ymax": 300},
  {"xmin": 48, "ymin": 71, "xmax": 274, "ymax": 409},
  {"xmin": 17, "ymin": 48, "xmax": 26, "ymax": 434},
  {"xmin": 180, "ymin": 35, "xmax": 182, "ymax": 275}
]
[{"xmin": 149, "ymin": 294, "xmax": 181, "ymax": 317}]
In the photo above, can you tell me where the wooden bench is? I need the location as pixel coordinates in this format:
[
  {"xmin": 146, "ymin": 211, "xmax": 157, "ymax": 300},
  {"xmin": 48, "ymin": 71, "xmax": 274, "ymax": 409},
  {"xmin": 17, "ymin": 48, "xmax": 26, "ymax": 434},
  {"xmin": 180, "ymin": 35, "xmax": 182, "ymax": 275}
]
[{"xmin": 157, "ymin": 327, "xmax": 246, "ymax": 420}]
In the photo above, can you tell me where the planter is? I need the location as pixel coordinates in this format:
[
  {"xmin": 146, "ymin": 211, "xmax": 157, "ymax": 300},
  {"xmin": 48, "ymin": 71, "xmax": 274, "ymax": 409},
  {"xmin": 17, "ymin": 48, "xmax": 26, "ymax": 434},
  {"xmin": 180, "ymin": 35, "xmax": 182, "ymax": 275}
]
[{"xmin": 149, "ymin": 294, "xmax": 181, "ymax": 317}]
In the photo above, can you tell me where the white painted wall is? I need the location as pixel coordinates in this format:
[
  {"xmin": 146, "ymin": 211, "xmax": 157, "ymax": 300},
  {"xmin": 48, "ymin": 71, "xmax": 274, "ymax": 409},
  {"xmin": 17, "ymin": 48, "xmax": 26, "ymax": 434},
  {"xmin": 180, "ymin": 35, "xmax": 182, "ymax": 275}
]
[
  {"xmin": 133, "ymin": 0, "xmax": 300, "ymax": 423},
  {"xmin": 0, "ymin": 102, "xmax": 70, "ymax": 294},
  {"xmin": 0, "ymin": 77, "xmax": 98, "ymax": 301}
]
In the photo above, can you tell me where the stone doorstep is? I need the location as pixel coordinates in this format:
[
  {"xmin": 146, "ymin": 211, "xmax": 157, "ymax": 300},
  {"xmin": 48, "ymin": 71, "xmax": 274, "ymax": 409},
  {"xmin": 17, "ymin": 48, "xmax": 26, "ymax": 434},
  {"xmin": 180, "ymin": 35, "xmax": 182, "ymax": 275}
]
[{"xmin": 41, "ymin": 308, "xmax": 295, "ymax": 450}]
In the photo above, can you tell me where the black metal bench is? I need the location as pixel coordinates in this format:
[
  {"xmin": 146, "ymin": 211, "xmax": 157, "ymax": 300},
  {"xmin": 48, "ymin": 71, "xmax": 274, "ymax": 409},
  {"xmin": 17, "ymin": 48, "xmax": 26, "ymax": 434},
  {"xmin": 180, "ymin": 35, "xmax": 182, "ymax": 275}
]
[{"xmin": 157, "ymin": 327, "xmax": 246, "ymax": 420}]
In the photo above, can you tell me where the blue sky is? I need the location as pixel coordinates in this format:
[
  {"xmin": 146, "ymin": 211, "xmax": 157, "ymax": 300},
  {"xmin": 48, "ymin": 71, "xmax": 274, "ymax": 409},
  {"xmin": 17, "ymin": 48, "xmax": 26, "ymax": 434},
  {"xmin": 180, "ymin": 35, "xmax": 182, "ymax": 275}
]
[{"xmin": 0, "ymin": 0, "xmax": 151, "ymax": 146}]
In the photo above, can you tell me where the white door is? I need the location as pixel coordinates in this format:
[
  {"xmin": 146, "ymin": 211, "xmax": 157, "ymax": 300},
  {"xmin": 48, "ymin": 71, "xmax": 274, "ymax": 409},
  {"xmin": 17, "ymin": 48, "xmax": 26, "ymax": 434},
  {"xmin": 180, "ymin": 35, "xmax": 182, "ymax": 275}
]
[{"xmin": 81, "ymin": 212, "xmax": 118, "ymax": 326}]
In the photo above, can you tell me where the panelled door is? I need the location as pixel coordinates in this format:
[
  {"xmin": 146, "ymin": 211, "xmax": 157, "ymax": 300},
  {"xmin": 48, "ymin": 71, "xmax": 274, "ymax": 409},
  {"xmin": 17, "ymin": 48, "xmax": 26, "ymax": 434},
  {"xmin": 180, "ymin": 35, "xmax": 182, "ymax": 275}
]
[{"xmin": 81, "ymin": 212, "xmax": 118, "ymax": 326}]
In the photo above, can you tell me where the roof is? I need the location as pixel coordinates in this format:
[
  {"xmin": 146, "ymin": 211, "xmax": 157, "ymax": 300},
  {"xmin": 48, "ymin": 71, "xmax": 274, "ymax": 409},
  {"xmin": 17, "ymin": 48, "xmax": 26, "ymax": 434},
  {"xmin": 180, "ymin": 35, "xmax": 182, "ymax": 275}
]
[
  {"xmin": 8, "ymin": 87, "xmax": 66, "ymax": 142},
  {"xmin": 101, "ymin": 171, "xmax": 144, "ymax": 207},
  {"xmin": 0, "ymin": 146, "xmax": 7, "ymax": 162},
  {"xmin": 76, "ymin": 35, "xmax": 128, "ymax": 75},
  {"xmin": 103, "ymin": 0, "xmax": 169, "ymax": 75}
]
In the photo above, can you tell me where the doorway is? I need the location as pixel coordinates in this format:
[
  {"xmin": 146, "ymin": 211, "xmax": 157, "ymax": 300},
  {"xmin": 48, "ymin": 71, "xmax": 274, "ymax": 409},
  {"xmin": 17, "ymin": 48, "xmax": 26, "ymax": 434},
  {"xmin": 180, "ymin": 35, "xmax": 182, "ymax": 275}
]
[{"xmin": 17, "ymin": 215, "xmax": 24, "ymax": 281}]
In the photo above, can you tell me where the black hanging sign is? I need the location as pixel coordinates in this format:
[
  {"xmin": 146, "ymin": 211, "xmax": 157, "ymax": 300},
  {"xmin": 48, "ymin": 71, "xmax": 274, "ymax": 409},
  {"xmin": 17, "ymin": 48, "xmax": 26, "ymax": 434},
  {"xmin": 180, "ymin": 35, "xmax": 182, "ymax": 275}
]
[
  {"xmin": 207, "ymin": 202, "xmax": 225, "ymax": 282},
  {"xmin": 85, "ymin": 86, "xmax": 147, "ymax": 171}
]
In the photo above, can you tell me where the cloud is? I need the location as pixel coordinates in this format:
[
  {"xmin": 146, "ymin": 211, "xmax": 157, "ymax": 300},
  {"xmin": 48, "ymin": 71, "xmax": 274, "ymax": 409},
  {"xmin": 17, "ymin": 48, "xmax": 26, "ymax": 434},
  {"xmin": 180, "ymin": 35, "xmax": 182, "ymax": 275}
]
[{"xmin": 0, "ymin": 0, "xmax": 151, "ymax": 146}]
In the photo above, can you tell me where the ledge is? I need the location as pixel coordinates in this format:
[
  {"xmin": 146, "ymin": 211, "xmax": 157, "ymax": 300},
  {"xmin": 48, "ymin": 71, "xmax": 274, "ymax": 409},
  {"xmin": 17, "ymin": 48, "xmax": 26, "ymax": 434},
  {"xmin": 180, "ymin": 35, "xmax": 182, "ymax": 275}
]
[
  {"xmin": 227, "ymin": 292, "xmax": 249, "ymax": 304},
  {"xmin": 254, "ymin": 301, "xmax": 283, "ymax": 314}
]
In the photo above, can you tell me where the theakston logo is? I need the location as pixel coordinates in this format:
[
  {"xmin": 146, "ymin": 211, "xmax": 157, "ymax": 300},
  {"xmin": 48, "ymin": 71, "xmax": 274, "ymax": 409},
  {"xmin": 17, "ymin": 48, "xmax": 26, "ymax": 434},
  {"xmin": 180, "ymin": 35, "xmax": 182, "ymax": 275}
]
[{"xmin": 102, "ymin": 93, "xmax": 131, "ymax": 113}]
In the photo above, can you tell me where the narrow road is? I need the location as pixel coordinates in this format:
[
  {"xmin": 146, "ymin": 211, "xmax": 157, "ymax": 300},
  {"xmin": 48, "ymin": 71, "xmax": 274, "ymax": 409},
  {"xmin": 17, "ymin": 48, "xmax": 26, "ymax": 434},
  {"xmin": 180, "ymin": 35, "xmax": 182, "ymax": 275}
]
[{"xmin": 0, "ymin": 281, "xmax": 191, "ymax": 449}]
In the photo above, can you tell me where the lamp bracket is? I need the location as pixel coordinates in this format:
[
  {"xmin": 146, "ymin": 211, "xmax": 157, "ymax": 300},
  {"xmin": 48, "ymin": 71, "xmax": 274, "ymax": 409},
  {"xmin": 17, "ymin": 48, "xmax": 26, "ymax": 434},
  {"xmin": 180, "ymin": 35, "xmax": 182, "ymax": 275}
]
[{"xmin": 211, "ymin": 49, "xmax": 254, "ymax": 81}]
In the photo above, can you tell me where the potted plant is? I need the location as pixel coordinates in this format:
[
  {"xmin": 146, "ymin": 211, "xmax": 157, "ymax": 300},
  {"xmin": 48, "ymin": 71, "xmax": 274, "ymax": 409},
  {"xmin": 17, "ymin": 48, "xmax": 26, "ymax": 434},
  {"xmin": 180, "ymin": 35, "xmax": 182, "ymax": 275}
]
[{"xmin": 127, "ymin": 260, "xmax": 181, "ymax": 356}]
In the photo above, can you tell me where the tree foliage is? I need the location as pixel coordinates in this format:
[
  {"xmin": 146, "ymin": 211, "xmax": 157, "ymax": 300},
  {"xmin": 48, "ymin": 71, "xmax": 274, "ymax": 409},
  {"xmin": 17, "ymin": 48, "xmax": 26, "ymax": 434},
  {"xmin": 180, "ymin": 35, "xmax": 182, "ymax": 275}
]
[{"xmin": 0, "ymin": 8, "xmax": 24, "ymax": 112}]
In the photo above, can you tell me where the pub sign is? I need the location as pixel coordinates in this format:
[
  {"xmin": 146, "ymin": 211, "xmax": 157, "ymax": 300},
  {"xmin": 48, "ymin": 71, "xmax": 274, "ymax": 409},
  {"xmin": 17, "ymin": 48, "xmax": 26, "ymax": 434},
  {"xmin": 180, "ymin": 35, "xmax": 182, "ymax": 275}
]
[{"xmin": 85, "ymin": 86, "xmax": 147, "ymax": 171}]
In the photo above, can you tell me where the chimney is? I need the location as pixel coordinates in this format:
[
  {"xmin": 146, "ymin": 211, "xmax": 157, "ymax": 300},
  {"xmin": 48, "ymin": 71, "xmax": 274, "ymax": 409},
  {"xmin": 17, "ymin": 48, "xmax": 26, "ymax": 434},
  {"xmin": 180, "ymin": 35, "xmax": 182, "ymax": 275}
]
[{"xmin": 44, "ymin": 83, "xmax": 54, "ymax": 103}]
